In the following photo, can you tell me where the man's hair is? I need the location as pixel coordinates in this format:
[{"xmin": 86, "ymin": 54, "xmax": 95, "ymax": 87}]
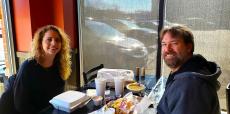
[{"xmin": 160, "ymin": 25, "xmax": 194, "ymax": 53}]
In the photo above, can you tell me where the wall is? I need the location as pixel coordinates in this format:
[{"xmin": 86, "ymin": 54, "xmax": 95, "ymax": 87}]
[
  {"xmin": 12, "ymin": 0, "xmax": 77, "ymax": 52},
  {"xmin": 12, "ymin": 0, "xmax": 32, "ymax": 52}
]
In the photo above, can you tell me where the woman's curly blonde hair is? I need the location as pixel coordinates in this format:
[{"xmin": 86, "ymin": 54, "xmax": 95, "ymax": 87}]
[{"xmin": 31, "ymin": 25, "xmax": 72, "ymax": 80}]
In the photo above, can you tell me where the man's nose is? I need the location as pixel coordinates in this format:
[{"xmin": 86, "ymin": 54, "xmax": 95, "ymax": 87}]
[{"xmin": 164, "ymin": 44, "xmax": 172, "ymax": 52}]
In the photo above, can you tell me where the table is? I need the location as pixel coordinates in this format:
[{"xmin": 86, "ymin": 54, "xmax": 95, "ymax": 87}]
[{"xmin": 39, "ymin": 76, "xmax": 156, "ymax": 114}]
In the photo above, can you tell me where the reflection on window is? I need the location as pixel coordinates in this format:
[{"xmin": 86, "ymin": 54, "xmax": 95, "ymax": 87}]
[
  {"xmin": 163, "ymin": 0, "xmax": 230, "ymax": 110},
  {"xmin": 80, "ymin": 0, "xmax": 159, "ymax": 75}
]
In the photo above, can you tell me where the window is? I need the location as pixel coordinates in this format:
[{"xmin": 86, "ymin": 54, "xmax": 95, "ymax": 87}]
[
  {"xmin": 79, "ymin": 0, "xmax": 159, "ymax": 76},
  {"xmin": 162, "ymin": 0, "xmax": 230, "ymax": 110},
  {"xmin": 79, "ymin": 0, "xmax": 229, "ymax": 110}
]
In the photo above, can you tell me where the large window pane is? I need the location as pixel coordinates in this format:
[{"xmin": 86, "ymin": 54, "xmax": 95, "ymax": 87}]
[
  {"xmin": 163, "ymin": 0, "xmax": 230, "ymax": 110},
  {"xmin": 79, "ymin": 0, "xmax": 159, "ymax": 75}
]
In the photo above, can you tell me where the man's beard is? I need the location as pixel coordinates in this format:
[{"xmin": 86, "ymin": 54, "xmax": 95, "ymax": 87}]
[{"xmin": 163, "ymin": 52, "xmax": 184, "ymax": 69}]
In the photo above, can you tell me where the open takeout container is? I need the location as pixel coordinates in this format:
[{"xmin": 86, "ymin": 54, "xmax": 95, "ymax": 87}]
[{"xmin": 126, "ymin": 82, "xmax": 145, "ymax": 93}]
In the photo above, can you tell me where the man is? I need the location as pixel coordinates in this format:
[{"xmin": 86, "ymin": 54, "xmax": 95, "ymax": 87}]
[{"xmin": 157, "ymin": 25, "xmax": 221, "ymax": 114}]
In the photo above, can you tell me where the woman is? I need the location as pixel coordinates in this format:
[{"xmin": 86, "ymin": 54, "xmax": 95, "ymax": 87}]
[{"xmin": 13, "ymin": 25, "xmax": 72, "ymax": 113}]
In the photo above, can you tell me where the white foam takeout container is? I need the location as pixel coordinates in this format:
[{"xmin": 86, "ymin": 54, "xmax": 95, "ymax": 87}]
[
  {"xmin": 97, "ymin": 68, "xmax": 134, "ymax": 82},
  {"xmin": 49, "ymin": 90, "xmax": 91, "ymax": 113}
]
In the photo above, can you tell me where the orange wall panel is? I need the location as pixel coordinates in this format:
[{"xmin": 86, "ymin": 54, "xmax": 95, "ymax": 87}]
[
  {"xmin": 12, "ymin": 0, "xmax": 32, "ymax": 52},
  {"xmin": 12, "ymin": 0, "xmax": 77, "ymax": 51},
  {"xmin": 54, "ymin": 0, "xmax": 64, "ymax": 28}
]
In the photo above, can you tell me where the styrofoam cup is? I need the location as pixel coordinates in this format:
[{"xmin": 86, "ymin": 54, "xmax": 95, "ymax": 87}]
[{"xmin": 95, "ymin": 78, "xmax": 106, "ymax": 97}]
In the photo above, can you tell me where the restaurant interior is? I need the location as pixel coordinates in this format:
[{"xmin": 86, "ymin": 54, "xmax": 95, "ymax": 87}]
[{"xmin": 0, "ymin": 0, "xmax": 229, "ymax": 114}]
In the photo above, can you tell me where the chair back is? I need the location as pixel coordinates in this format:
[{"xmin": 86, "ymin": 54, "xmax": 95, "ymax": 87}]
[
  {"xmin": 83, "ymin": 64, "xmax": 104, "ymax": 85},
  {"xmin": 227, "ymin": 83, "xmax": 230, "ymax": 114},
  {"xmin": 0, "ymin": 74, "xmax": 17, "ymax": 114}
]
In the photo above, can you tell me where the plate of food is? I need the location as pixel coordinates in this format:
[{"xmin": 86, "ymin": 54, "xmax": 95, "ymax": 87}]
[{"xmin": 126, "ymin": 82, "xmax": 145, "ymax": 93}]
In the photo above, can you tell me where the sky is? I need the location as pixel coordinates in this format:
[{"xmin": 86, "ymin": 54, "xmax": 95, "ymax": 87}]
[{"xmin": 84, "ymin": 0, "xmax": 152, "ymax": 13}]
